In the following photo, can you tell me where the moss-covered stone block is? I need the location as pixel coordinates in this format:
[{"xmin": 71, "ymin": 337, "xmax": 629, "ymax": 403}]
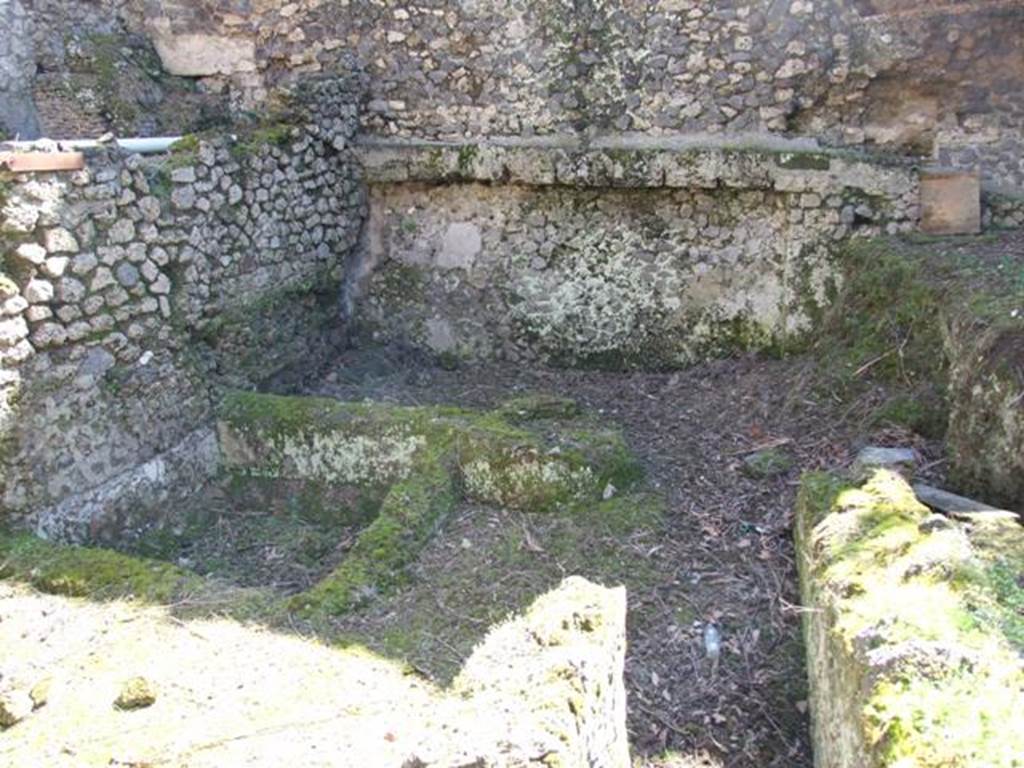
[
  {"xmin": 217, "ymin": 391, "xmax": 643, "ymax": 616},
  {"xmin": 292, "ymin": 456, "xmax": 455, "ymax": 616},
  {"xmin": 796, "ymin": 469, "xmax": 1024, "ymax": 768}
]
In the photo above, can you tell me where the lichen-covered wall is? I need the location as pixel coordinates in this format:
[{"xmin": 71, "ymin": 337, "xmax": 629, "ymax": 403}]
[
  {"xmin": 0, "ymin": 110, "xmax": 364, "ymax": 540},
  {"xmin": 353, "ymin": 140, "xmax": 918, "ymax": 367}
]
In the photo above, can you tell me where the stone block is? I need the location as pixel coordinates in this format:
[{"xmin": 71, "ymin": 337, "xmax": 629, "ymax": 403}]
[{"xmin": 920, "ymin": 170, "xmax": 981, "ymax": 235}]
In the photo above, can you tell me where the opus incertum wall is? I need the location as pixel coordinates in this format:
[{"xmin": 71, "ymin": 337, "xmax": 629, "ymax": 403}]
[
  {"xmin": 0, "ymin": 123, "xmax": 364, "ymax": 541},
  {"xmin": 4, "ymin": 1, "xmax": 1021, "ymax": 194},
  {"xmin": 350, "ymin": 137, "xmax": 919, "ymax": 368}
]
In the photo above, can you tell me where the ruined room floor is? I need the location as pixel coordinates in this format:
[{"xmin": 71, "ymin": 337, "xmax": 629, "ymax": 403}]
[
  {"xmin": 298, "ymin": 347, "xmax": 946, "ymax": 767},
  {"xmin": 1, "ymin": 349, "xmax": 945, "ymax": 768}
]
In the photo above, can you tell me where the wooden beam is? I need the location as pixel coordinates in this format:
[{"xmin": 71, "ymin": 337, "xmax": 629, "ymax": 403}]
[{"xmin": 0, "ymin": 151, "xmax": 86, "ymax": 173}]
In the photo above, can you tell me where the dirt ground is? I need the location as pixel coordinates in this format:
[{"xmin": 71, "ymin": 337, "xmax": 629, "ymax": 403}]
[{"xmin": 299, "ymin": 347, "xmax": 945, "ymax": 767}]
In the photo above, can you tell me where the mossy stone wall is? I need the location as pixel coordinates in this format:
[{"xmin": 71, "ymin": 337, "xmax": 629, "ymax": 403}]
[{"xmin": 796, "ymin": 470, "xmax": 1024, "ymax": 767}]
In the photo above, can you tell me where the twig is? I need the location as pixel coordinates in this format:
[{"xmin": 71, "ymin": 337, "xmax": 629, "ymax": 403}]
[
  {"xmin": 853, "ymin": 347, "xmax": 897, "ymax": 377},
  {"xmin": 728, "ymin": 437, "xmax": 792, "ymax": 456}
]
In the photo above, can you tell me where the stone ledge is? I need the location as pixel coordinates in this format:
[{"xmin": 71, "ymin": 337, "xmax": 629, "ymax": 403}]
[{"xmin": 355, "ymin": 136, "xmax": 918, "ymax": 200}]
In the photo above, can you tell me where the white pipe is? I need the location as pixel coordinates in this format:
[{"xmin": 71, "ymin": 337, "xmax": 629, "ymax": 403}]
[{"xmin": 3, "ymin": 137, "xmax": 184, "ymax": 154}]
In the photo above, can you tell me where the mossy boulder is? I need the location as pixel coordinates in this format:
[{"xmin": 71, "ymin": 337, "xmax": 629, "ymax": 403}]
[{"xmin": 795, "ymin": 469, "xmax": 1024, "ymax": 767}]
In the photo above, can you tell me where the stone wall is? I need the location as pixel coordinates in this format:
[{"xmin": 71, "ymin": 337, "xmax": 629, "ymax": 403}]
[
  {"xmin": 0, "ymin": 0, "xmax": 40, "ymax": 139},
  {"xmin": 984, "ymin": 190, "xmax": 1024, "ymax": 230},
  {"xmin": 796, "ymin": 470, "xmax": 1024, "ymax": 767},
  {"xmin": 3, "ymin": 2, "xmax": 1022, "ymax": 192},
  {"xmin": 352, "ymin": 139, "xmax": 918, "ymax": 367},
  {"xmin": 0, "ymin": 113, "xmax": 364, "ymax": 540}
]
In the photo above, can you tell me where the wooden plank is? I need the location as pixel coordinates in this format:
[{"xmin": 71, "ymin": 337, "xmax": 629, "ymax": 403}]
[
  {"xmin": 913, "ymin": 483, "xmax": 1020, "ymax": 522},
  {"xmin": 0, "ymin": 151, "xmax": 86, "ymax": 173}
]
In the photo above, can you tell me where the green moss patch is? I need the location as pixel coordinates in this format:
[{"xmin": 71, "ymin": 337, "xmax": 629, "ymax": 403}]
[
  {"xmin": 0, "ymin": 529, "xmax": 203, "ymax": 603},
  {"xmin": 796, "ymin": 469, "xmax": 1024, "ymax": 767},
  {"xmin": 741, "ymin": 447, "xmax": 795, "ymax": 479}
]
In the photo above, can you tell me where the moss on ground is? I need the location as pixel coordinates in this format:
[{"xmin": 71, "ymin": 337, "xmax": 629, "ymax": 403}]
[
  {"xmin": 796, "ymin": 469, "xmax": 1024, "ymax": 766},
  {"xmin": 292, "ymin": 456, "xmax": 456, "ymax": 616},
  {"xmin": 340, "ymin": 488, "xmax": 666, "ymax": 683},
  {"xmin": 0, "ymin": 529, "xmax": 203, "ymax": 602}
]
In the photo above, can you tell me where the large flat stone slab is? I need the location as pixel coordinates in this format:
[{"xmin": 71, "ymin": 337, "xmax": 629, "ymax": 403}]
[{"xmin": 920, "ymin": 170, "xmax": 981, "ymax": 235}]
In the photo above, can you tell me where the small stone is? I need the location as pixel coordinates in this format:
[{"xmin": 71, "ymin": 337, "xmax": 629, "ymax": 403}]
[
  {"xmin": 0, "ymin": 690, "xmax": 33, "ymax": 728},
  {"xmin": 2, "ymin": 296, "xmax": 28, "ymax": 316},
  {"xmin": 91, "ymin": 267, "xmax": 116, "ymax": 292},
  {"xmin": 115, "ymin": 263, "xmax": 141, "ymax": 288},
  {"xmin": 31, "ymin": 322, "xmax": 66, "ymax": 348},
  {"xmin": 13, "ymin": 243, "xmax": 46, "ymax": 266},
  {"xmin": 853, "ymin": 446, "xmax": 917, "ymax": 477},
  {"xmin": 138, "ymin": 196, "xmax": 162, "ymax": 222},
  {"xmin": 741, "ymin": 447, "xmax": 794, "ymax": 479},
  {"xmin": 171, "ymin": 186, "xmax": 195, "ymax": 210},
  {"xmin": 57, "ymin": 277, "xmax": 86, "ymax": 304},
  {"xmin": 108, "ymin": 219, "xmax": 136, "ymax": 244},
  {"xmin": 114, "ymin": 677, "xmax": 157, "ymax": 710},
  {"xmin": 43, "ymin": 228, "xmax": 79, "ymax": 254},
  {"xmin": 0, "ymin": 317, "xmax": 29, "ymax": 346},
  {"xmin": 72, "ymin": 252, "xmax": 99, "ymax": 275},
  {"xmin": 140, "ymin": 261, "xmax": 160, "ymax": 282},
  {"xmin": 24, "ymin": 279, "xmax": 54, "ymax": 304},
  {"xmin": 149, "ymin": 274, "xmax": 171, "ymax": 295},
  {"xmin": 170, "ymin": 167, "xmax": 196, "ymax": 184},
  {"xmin": 28, "ymin": 679, "xmax": 50, "ymax": 710},
  {"xmin": 56, "ymin": 304, "xmax": 82, "ymax": 323},
  {"xmin": 24, "ymin": 305, "xmax": 52, "ymax": 322},
  {"xmin": 42, "ymin": 256, "xmax": 70, "ymax": 278},
  {"xmin": 919, "ymin": 514, "xmax": 953, "ymax": 534}
]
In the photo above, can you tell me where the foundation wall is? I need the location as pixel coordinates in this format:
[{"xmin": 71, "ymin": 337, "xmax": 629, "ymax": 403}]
[{"xmin": 0, "ymin": 109, "xmax": 364, "ymax": 540}]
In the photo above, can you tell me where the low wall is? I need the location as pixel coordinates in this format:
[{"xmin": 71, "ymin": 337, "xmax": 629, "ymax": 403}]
[
  {"xmin": 0, "ymin": 123, "xmax": 364, "ymax": 540},
  {"xmin": 352, "ymin": 138, "xmax": 919, "ymax": 367},
  {"xmin": 796, "ymin": 470, "xmax": 1024, "ymax": 767}
]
